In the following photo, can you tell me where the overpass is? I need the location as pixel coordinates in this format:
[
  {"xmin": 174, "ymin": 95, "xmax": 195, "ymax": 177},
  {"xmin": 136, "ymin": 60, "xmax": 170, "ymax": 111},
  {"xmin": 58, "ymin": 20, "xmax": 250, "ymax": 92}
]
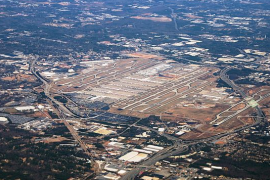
[{"xmin": 30, "ymin": 58, "xmax": 100, "ymax": 173}]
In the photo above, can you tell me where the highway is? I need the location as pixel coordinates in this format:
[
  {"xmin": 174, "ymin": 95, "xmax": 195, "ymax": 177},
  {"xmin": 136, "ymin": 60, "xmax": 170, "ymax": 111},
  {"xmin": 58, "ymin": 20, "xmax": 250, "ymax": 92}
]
[
  {"xmin": 169, "ymin": 7, "xmax": 179, "ymax": 31},
  {"xmin": 121, "ymin": 145, "xmax": 188, "ymax": 180},
  {"xmin": 31, "ymin": 58, "xmax": 267, "ymax": 180},
  {"xmin": 134, "ymin": 125, "xmax": 181, "ymax": 142},
  {"xmin": 212, "ymin": 67, "xmax": 266, "ymax": 126},
  {"xmin": 220, "ymin": 67, "xmax": 247, "ymax": 98},
  {"xmin": 119, "ymin": 67, "xmax": 267, "ymax": 180},
  {"xmin": 30, "ymin": 58, "xmax": 100, "ymax": 174},
  {"xmin": 30, "ymin": 59, "xmax": 76, "ymax": 117},
  {"xmin": 120, "ymin": 111, "xmax": 265, "ymax": 180}
]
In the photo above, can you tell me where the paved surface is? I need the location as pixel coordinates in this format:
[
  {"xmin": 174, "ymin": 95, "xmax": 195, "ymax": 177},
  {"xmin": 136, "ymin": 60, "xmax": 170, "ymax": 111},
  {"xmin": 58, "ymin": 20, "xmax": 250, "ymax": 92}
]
[
  {"xmin": 120, "ymin": 67, "xmax": 267, "ymax": 180},
  {"xmin": 30, "ymin": 59, "xmax": 100, "ymax": 174},
  {"xmin": 31, "ymin": 60, "xmax": 267, "ymax": 180}
]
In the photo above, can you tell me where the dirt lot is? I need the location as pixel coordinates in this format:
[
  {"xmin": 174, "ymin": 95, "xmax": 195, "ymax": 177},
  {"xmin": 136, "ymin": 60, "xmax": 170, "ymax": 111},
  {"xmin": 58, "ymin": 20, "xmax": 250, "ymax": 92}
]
[
  {"xmin": 167, "ymin": 104, "xmax": 229, "ymax": 122},
  {"xmin": 126, "ymin": 53, "xmax": 162, "ymax": 59},
  {"xmin": 1, "ymin": 74, "xmax": 37, "ymax": 82},
  {"xmin": 180, "ymin": 105, "xmax": 256, "ymax": 140},
  {"xmin": 230, "ymin": 103, "xmax": 246, "ymax": 111},
  {"xmin": 43, "ymin": 136, "xmax": 68, "ymax": 143}
]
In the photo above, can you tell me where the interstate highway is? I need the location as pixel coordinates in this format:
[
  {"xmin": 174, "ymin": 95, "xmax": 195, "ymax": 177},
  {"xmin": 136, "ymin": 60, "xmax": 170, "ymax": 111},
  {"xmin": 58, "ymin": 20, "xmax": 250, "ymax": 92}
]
[{"xmin": 120, "ymin": 67, "xmax": 267, "ymax": 180}]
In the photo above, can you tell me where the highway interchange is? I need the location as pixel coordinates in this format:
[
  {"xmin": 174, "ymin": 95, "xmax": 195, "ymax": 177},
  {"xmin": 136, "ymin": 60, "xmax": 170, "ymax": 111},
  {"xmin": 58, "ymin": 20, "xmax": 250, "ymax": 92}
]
[
  {"xmin": 30, "ymin": 58, "xmax": 100, "ymax": 174},
  {"xmin": 120, "ymin": 66, "xmax": 267, "ymax": 180},
  {"xmin": 31, "ymin": 57, "xmax": 267, "ymax": 180}
]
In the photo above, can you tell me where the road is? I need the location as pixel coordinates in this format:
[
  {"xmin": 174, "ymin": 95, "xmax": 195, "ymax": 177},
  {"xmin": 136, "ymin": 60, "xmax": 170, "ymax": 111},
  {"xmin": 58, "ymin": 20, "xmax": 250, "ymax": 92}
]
[
  {"xmin": 120, "ymin": 110, "xmax": 265, "ymax": 180},
  {"xmin": 121, "ymin": 144, "xmax": 188, "ymax": 180},
  {"xmin": 169, "ymin": 7, "xmax": 179, "ymax": 31},
  {"xmin": 212, "ymin": 67, "xmax": 266, "ymax": 126},
  {"xmin": 134, "ymin": 125, "xmax": 181, "ymax": 142},
  {"xmin": 31, "ymin": 58, "xmax": 267, "ymax": 179},
  {"xmin": 220, "ymin": 67, "xmax": 247, "ymax": 98},
  {"xmin": 30, "ymin": 59, "xmax": 76, "ymax": 117},
  {"xmin": 120, "ymin": 67, "xmax": 267, "ymax": 180},
  {"xmin": 30, "ymin": 58, "xmax": 100, "ymax": 174}
]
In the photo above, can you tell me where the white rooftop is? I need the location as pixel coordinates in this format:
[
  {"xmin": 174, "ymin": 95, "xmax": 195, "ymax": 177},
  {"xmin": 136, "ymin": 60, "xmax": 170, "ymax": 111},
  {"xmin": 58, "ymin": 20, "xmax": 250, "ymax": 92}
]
[{"xmin": 0, "ymin": 117, "xmax": 8, "ymax": 122}]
